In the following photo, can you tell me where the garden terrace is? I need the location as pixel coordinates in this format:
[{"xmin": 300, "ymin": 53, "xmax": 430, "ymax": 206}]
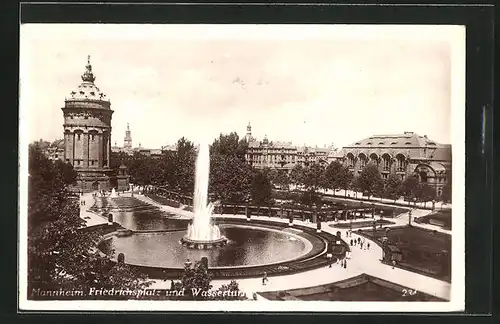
[
  {"xmin": 415, "ymin": 210, "xmax": 451, "ymax": 230},
  {"xmin": 91, "ymin": 196, "xmax": 159, "ymax": 212},
  {"xmin": 145, "ymin": 193, "xmax": 182, "ymax": 208},
  {"xmin": 258, "ymin": 273, "xmax": 446, "ymax": 301},
  {"xmin": 357, "ymin": 225, "xmax": 451, "ymax": 282}
]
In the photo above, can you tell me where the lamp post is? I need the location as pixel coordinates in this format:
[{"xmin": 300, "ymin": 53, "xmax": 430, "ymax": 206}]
[{"xmin": 246, "ymin": 198, "xmax": 251, "ymax": 221}]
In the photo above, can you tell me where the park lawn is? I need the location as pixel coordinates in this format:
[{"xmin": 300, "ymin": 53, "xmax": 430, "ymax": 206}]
[{"xmin": 363, "ymin": 226, "xmax": 451, "ymax": 281}]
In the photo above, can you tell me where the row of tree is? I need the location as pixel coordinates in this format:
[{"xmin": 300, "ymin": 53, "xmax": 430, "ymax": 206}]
[
  {"xmin": 111, "ymin": 133, "xmax": 274, "ymax": 206},
  {"xmin": 112, "ymin": 133, "xmax": 451, "ymax": 207},
  {"xmin": 277, "ymin": 162, "xmax": 450, "ymax": 206}
]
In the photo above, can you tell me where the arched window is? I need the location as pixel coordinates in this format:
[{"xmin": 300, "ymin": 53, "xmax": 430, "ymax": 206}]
[
  {"xmin": 395, "ymin": 154, "xmax": 406, "ymax": 172},
  {"xmin": 346, "ymin": 153, "xmax": 355, "ymax": 168},
  {"xmin": 358, "ymin": 153, "xmax": 368, "ymax": 169},
  {"xmin": 382, "ymin": 154, "xmax": 391, "ymax": 171}
]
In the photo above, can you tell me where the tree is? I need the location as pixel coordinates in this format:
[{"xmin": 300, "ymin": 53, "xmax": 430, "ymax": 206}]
[
  {"xmin": 210, "ymin": 280, "xmax": 247, "ymax": 301},
  {"xmin": 402, "ymin": 175, "xmax": 420, "ymax": 202},
  {"xmin": 384, "ymin": 174, "xmax": 403, "ymax": 202},
  {"xmin": 181, "ymin": 260, "xmax": 213, "ymax": 300},
  {"xmin": 415, "ymin": 183, "xmax": 437, "ymax": 208},
  {"xmin": 441, "ymin": 168, "xmax": 452, "ymax": 203},
  {"xmin": 28, "ymin": 144, "xmax": 151, "ymax": 294},
  {"xmin": 173, "ymin": 260, "xmax": 246, "ymax": 300},
  {"xmin": 337, "ymin": 165, "xmax": 354, "ymax": 197},
  {"xmin": 324, "ymin": 161, "xmax": 343, "ymax": 193},
  {"xmin": 28, "ymin": 144, "xmax": 77, "ymax": 228},
  {"xmin": 356, "ymin": 164, "xmax": 383, "ymax": 199},
  {"xmin": 209, "ymin": 153, "xmax": 253, "ymax": 203},
  {"xmin": 273, "ymin": 169, "xmax": 291, "ymax": 191},
  {"xmin": 289, "ymin": 164, "xmax": 305, "ymax": 189},
  {"xmin": 251, "ymin": 169, "xmax": 273, "ymax": 207},
  {"xmin": 302, "ymin": 163, "xmax": 325, "ymax": 193},
  {"xmin": 174, "ymin": 137, "xmax": 196, "ymax": 195}
]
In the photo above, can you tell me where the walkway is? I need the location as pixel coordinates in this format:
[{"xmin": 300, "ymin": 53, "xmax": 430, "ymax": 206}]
[
  {"xmin": 79, "ymin": 193, "xmax": 107, "ymax": 227},
  {"xmin": 134, "ymin": 194, "xmax": 193, "ymax": 219},
  {"xmin": 291, "ymin": 186, "xmax": 452, "ymax": 211}
]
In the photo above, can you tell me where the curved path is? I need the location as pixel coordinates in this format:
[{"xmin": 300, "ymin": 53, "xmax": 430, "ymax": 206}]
[{"xmin": 79, "ymin": 192, "xmax": 451, "ymax": 301}]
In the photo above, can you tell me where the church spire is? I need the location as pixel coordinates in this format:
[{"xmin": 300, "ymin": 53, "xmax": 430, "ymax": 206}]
[{"xmin": 81, "ymin": 55, "xmax": 96, "ymax": 83}]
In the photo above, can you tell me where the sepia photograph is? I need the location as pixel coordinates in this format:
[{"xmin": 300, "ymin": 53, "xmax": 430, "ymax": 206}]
[{"xmin": 19, "ymin": 24, "xmax": 465, "ymax": 312}]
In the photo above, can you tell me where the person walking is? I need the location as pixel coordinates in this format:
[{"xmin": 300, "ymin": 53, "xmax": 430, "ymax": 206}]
[
  {"xmin": 262, "ymin": 271, "xmax": 268, "ymax": 285},
  {"xmin": 360, "ymin": 241, "xmax": 363, "ymax": 249},
  {"xmin": 350, "ymin": 239, "xmax": 353, "ymax": 246},
  {"xmin": 367, "ymin": 242, "xmax": 371, "ymax": 250},
  {"xmin": 345, "ymin": 230, "xmax": 348, "ymax": 237},
  {"xmin": 357, "ymin": 237, "xmax": 361, "ymax": 244},
  {"xmin": 343, "ymin": 260, "xmax": 347, "ymax": 269},
  {"xmin": 392, "ymin": 260, "xmax": 396, "ymax": 269}
]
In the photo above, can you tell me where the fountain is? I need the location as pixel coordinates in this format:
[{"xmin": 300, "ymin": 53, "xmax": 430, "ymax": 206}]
[{"xmin": 180, "ymin": 142, "xmax": 228, "ymax": 249}]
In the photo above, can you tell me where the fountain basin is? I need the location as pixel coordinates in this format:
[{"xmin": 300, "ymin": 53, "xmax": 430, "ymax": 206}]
[{"xmin": 180, "ymin": 236, "xmax": 228, "ymax": 249}]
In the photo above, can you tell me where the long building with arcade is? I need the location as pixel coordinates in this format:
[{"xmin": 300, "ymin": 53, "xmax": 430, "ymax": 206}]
[{"xmin": 335, "ymin": 132, "xmax": 451, "ymax": 197}]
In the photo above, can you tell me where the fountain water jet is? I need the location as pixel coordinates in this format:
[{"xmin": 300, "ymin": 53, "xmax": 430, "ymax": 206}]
[{"xmin": 180, "ymin": 142, "xmax": 227, "ymax": 249}]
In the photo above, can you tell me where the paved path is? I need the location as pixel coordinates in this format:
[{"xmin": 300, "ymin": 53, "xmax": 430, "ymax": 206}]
[
  {"xmin": 79, "ymin": 193, "xmax": 107, "ymax": 227},
  {"xmin": 134, "ymin": 194, "xmax": 193, "ymax": 219},
  {"xmin": 291, "ymin": 186, "xmax": 452, "ymax": 211}
]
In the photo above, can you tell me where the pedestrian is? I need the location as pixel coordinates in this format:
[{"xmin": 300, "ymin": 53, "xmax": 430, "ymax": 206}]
[
  {"xmin": 367, "ymin": 242, "xmax": 370, "ymax": 250},
  {"xmin": 357, "ymin": 237, "xmax": 361, "ymax": 244},
  {"xmin": 360, "ymin": 242, "xmax": 363, "ymax": 249},
  {"xmin": 345, "ymin": 231, "xmax": 348, "ymax": 237},
  {"xmin": 343, "ymin": 260, "xmax": 347, "ymax": 269},
  {"xmin": 392, "ymin": 260, "xmax": 396, "ymax": 269},
  {"xmin": 350, "ymin": 239, "xmax": 353, "ymax": 246},
  {"xmin": 262, "ymin": 271, "xmax": 268, "ymax": 285}
]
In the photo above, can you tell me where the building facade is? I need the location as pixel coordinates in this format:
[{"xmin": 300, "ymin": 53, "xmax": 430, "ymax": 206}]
[
  {"xmin": 39, "ymin": 139, "xmax": 65, "ymax": 162},
  {"xmin": 336, "ymin": 132, "xmax": 451, "ymax": 197},
  {"xmin": 62, "ymin": 56, "xmax": 128, "ymax": 192},
  {"xmin": 244, "ymin": 123, "xmax": 337, "ymax": 171}
]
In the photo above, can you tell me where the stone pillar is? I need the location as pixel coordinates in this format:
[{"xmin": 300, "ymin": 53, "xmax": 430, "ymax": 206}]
[
  {"xmin": 117, "ymin": 253, "xmax": 125, "ymax": 264},
  {"xmin": 312, "ymin": 207, "xmax": 318, "ymax": 223},
  {"xmin": 97, "ymin": 133, "xmax": 103, "ymax": 167},
  {"xmin": 107, "ymin": 132, "xmax": 111, "ymax": 167},
  {"xmin": 83, "ymin": 132, "xmax": 89, "ymax": 167}
]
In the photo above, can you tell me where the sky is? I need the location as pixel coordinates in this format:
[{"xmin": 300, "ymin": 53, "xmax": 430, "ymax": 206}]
[{"xmin": 20, "ymin": 24, "xmax": 464, "ymax": 149}]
